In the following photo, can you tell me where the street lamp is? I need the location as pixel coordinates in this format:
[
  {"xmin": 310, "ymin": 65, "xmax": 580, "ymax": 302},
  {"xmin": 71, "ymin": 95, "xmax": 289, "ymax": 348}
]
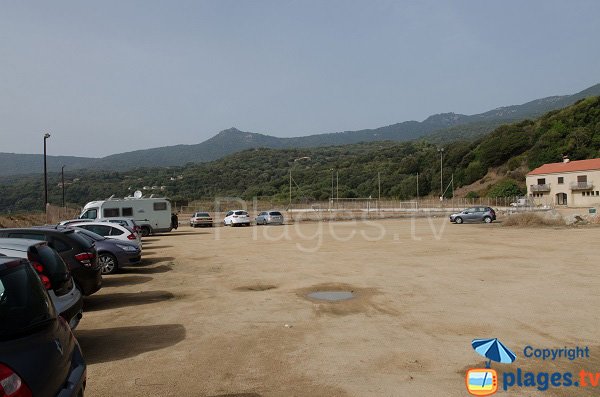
[
  {"xmin": 61, "ymin": 165, "xmax": 65, "ymax": 208},
  {"xmin": 43, "ymin": 133, "xmax": 51, "ymax": 212},
  {"xmin": 438, "ymin": 148, "xmax": 444, "ymax": 198}
]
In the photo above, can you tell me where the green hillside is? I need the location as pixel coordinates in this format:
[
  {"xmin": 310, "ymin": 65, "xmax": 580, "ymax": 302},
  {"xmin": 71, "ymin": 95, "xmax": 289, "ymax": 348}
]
[
  {"xmin": 1, "ymin": 97, "xmax": 599, "ymax": 213},
  {"xmin": 2, "ymin": 83, "xmax": 599, "ymax": 177}
]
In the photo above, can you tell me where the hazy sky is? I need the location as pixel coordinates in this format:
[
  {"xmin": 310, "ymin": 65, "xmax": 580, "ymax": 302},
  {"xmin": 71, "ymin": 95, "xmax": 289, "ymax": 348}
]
[{"xmin": 1, "ymin": 1, "xmax": 599, "ymax": 157}]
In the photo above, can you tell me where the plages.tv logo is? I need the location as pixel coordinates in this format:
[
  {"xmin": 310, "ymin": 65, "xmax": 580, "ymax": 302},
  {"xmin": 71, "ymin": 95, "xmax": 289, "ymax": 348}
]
[{"xmin": 466, "ymin": 338, "xmax": 517, "ymax": 396}]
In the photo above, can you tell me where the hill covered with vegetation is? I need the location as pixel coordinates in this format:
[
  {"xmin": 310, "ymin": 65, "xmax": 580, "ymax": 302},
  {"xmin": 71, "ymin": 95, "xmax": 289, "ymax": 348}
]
[
  {"xmin": 2, "ymin": 84, "xmax": 599, "ymax": 177},
  {"xmin": 1, "ymin": 96, "xmax": 599, "ymax": 213}
]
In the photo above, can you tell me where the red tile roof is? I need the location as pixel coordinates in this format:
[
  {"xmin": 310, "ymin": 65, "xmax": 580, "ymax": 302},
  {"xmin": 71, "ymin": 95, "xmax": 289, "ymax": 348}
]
[{"xmin": 528, "ymin": 158, "xmax": 600, "ymax": 175}]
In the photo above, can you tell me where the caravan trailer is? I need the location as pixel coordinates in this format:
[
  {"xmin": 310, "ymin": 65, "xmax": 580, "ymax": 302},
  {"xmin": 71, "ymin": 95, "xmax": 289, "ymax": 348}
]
[{"xmin": 79, "ymin": 194, "xmax": 173, "ymax": 236}]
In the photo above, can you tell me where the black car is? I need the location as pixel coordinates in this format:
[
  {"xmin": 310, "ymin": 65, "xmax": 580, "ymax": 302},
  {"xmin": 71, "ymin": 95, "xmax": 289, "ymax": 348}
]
[
  {"xmin": 0, "ymin": 228, "xmax": 102, "ymax": 296},
  {"xmin": 0, "ymin": 256, "xmax": 87, "ymax": 396},
  {"xmin": 0, "ymin": 239, "xmax": 84, "ymax": 329}
]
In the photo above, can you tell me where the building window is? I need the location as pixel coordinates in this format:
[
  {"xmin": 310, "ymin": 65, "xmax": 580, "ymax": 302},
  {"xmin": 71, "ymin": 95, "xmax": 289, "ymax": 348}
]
[
  {"xmin": 537, "ymin": 178, "xmax": 546, "ymax": 185},
  {"xmin": 558, "ymin": 177, "xmax": 564, "ymax": 184},
  {"xmin": 578, "ymin": 175, "xmax": 588, "ymax": 183}
]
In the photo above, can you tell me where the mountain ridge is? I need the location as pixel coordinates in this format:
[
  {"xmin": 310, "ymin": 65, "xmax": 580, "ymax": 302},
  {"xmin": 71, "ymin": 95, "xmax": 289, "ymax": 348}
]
[{"xmin": 2, "ymin": 83, "xmax": 599, "ymax": 176}]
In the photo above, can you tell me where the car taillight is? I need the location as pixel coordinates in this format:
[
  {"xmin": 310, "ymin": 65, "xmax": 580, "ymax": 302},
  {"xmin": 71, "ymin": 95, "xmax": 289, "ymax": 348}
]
[
  {"xmin": 27, "ymin": 260, "xmax": 52, "ymax": 290},
  {"xmin": 74, "ymin": 252, "xmax": 95, "ymax": 267},
  {"xmin": 127, "ymin": 233, "xmax": 136, "ymax": 240},
  {"xmin": 0, "ymin": 363, "xmax": 32, "ymax": 397}
]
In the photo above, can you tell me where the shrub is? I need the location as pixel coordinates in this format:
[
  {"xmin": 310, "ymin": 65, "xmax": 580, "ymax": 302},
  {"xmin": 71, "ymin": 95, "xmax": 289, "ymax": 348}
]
[
  {"xmin": 487, "ymin": 179, "xmax": 525, "ymax": 198},
  {"xmin": 502, "ymin": 212, "xmax": 565, "ymax": 227}
]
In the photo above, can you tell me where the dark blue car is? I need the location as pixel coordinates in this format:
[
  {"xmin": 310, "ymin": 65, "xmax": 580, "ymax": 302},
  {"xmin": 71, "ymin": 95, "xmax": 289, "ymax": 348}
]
[
  {"xmin": 71, "ymin": 228, "xmax": 141, "ymax": 275},
  {"xmin": 0, "ymin": 256, "xmax": 86, "ymax": 396}
]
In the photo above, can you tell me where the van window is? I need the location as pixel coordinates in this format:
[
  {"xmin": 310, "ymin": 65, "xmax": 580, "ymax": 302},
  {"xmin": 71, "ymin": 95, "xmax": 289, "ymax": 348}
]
[
  {"xmin": 103, "ymin": 208, "xmax": 120, "ymax": 218},
  {"xmin": 153, "ymin": 202, "xmax": 167, "ymax": 211},
  {"xmin": 122, "ymin": 207, "xmax": 133, "ymax": 217},
  {"xmin": 80, "ymin": 208, "xmax": 98, "ymax": 219}
]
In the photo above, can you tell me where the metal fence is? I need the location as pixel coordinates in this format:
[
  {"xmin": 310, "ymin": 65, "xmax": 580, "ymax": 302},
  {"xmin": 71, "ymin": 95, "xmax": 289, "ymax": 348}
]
[{"xmin": 174, "ymin": 195, "xmax": 555, "ymax": 222}]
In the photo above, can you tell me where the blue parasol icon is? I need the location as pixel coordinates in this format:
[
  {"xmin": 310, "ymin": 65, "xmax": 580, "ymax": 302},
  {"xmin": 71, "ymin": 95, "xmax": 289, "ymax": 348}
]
[
  {"xmin": 472, "ymin": 338, "xmax": 517, "ymax": 388},
  {"xmin": 472, "ymin": 338, "xmax": 517, "ymax": 367}
]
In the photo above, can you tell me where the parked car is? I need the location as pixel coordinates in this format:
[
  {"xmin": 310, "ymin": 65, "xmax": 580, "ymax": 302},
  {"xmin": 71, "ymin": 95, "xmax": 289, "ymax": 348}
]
[
  {"xmin": 0, "ymin": 227, "xmax": 102, "ymax": 296},
  {"xmin": 67, "ymin": 221, "xmax": 142, "ymax": 249},
  {"xmin": 255, "ymin": 211, "xmax": 284, "ymax": 225},
  {"xmin": 71, "ymin": 228, "xmax": 141, "ymax": 275},
  {"xmin": 190, "ymin": 212, "xmax": 213, "ymax": 227},
  {"xmin": 104, "ymin": 218, "xmax": 142, "ymax": 237},
  {"xmin": 449, "ymin": 207, "xmax": 496, "ymax": 224},
  {"xmin": 223, "ymin": 210, "xmax": 251, "ymax": 226},
  {"xmin": 0, "ymin": 256, "xmax": 87, "ymax": 397},
  {"xmin": 510, "ymin": 198, "xmax": 533, "ymax": 207},
  {"xmin": 58, "ymin": 219, "xmax": 94, "ymax": 226},
  {"xmin": 0, "ymin": 239, "xmax": 83, "ymax": 329}
]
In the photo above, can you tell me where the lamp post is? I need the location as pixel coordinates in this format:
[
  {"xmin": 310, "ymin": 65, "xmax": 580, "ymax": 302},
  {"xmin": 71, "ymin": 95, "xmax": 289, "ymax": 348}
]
[
  {"xmin": 43, "ymin": 133, "xmax": 51, "ymax": 212},
  {"xmin": 61, "ymin": 165, "xmax": 66, "ymax": 208},
  {"xmin": 438, "ymin": 148, "xmax": 444, "ymax": 198}
]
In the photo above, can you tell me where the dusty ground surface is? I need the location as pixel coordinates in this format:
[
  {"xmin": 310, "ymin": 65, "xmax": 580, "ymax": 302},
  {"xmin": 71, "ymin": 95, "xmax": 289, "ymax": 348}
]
[{"xmin": 76, "ymin": 218, "xmax": 600, "ymax": 396}]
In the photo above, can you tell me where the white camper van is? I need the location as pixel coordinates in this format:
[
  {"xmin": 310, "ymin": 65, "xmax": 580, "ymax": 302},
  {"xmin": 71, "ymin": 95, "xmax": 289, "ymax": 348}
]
[{"xmin": 79, "ymin": 194, "xmax": 173, "ymax": 236}]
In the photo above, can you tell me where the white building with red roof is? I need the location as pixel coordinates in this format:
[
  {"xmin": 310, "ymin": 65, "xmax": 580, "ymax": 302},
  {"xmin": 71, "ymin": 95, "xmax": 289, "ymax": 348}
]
[{"xmin": 527, "ymin": 158, "xmax": 600, "ymax": 207}]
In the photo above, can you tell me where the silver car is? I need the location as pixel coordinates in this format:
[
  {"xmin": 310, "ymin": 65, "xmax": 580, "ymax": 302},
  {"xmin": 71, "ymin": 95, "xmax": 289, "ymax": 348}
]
[
  {"xmin": 0, "ymin": 238, "xmax": 83, "ymax": 329},
  {"xmin": 256, "ymin": 210, "xmax": 284, "ymax": 225},
  {"xmin": 449, "ymin": 207, "xmax": 497, "ymax": 224}
]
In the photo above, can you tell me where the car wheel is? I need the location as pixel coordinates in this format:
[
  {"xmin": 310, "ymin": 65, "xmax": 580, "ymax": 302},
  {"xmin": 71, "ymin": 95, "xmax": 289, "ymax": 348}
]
[
  {"xmin": 455, "ymin": 217, "xmax": 463, "ymax": 224},
  {"xmin": 141, "ymin": 226, "xmax": 151, "ymax": 237},
  {"xmin": 483, "ymin": 216, "xmax": 492, "ymax": 223},
  {"xmin": 98, "ymin": 253, "xmax": 118, "ymax": 275}
]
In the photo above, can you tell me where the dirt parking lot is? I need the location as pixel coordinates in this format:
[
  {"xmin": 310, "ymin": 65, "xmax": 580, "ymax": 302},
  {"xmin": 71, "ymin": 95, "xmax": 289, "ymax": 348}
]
[{"xmin": 76, "ymin": 218, "xmax": 600, "ymax": 397}]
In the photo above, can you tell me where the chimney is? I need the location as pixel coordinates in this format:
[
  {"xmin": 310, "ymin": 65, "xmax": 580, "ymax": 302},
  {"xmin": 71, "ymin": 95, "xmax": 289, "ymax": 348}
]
[{"xmin": 562, "ymin": 155, "xmax": 570, "ymax": 163}]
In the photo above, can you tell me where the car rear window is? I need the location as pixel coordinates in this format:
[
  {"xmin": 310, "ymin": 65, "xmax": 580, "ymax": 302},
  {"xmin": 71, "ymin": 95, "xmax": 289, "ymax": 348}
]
[
  {"xmin": 197, "ymin": 213, "xmax": 210, "ymax": 217},
  {"xmin": 269, "ymin": 211, "xmax": 282, "ymax": 216},
  {"xmin": 64, "ymin": 230, "xmax": 95, "ymax": 249},
  {"xmin": 234, "ymin": 211, "xmax": 247, "ymax": 215},
  {"xmin": 0, "ymin": 261, "xmax": 54, "ymax": 340}
]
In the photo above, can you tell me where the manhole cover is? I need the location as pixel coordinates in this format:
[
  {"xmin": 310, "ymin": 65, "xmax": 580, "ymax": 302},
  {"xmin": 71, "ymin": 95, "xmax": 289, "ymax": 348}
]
[{"xmin": 307, "ymin": 291, "xmax": 355, "ymax": 301}]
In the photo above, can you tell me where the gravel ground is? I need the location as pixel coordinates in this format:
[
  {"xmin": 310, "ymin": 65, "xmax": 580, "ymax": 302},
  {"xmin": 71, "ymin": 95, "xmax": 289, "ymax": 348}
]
[{"xmin": 77, "ymin": 218, "xmax": 600, "ymax": 397}]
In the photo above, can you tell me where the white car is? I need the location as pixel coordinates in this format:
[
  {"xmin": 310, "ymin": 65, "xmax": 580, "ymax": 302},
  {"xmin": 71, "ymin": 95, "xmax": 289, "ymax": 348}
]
[
  {"xmin": 224, "ymin": 210, "xmax": 251, "ymax": 226},
  {"xmin": 190, "ymin": 212, "xmax": 213, "ymax": 227},
  {"xmin": 68, "ymin": 221, "xmax": 142, "ymax": 249}
]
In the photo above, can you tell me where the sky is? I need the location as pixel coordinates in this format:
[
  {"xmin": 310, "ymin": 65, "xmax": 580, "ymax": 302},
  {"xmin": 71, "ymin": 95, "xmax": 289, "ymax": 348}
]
[{"xmin": 0, "ymin": 0, "xmax": 599, "ymax": 158}]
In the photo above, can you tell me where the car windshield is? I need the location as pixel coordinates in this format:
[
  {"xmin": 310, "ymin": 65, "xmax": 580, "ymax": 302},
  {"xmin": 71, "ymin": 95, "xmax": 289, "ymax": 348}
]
[{"xmin": 0, "ymin": 261, "xmax": 53, "ymax": 340}]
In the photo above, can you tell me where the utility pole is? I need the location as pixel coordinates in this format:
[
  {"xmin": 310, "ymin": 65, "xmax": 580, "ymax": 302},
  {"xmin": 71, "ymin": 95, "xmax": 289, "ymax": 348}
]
[
  {"xmin": 378, "ymin": 172, "xmax": 381, "ymax": 201},
  {"xmin": 438, "ymin": 148, "xmax": 444, "ymax": 198},
  {"xmin": 336, "ymin": 171, "xmax": 339, "ymax": 201},
  {"xmin": 330, "ymin": 169, "xmax": 334, "ymax": 212},
  {"xmin": 416, "ymin": 172, "xmax": 419, "ymax": 210},
  {"xmin": 377, "ymin": 172, "xmax": 381, "ymax": 213},
  {"xmin": 43, "ymin": 133, "xmax": 51, "ymax": 212},
  {"xmin": 61, "ymin": 165, "xmax": 65, "ymax": 208}
]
